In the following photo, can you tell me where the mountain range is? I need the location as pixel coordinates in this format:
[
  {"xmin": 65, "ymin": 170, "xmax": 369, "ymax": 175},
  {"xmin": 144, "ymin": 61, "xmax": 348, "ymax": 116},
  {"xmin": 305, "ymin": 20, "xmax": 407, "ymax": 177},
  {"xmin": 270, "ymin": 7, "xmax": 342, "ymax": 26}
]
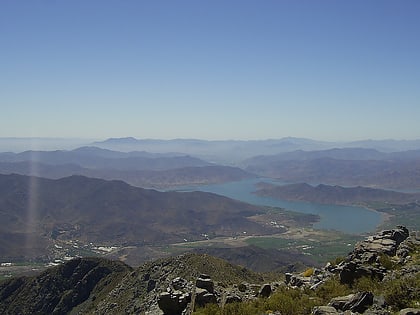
[
  {"xmin": 0, "ymin": 146, "xmax": 254, "ymax": 188},
  {"xmin": 245, "ymin": 153, "xmax": 420, "ymax": 190}
]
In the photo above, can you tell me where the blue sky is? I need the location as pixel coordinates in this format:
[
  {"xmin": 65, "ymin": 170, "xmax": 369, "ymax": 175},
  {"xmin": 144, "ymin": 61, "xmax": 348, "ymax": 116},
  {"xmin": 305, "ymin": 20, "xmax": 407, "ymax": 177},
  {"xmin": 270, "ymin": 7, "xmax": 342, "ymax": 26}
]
[{"xmin": 1, "ymin": 0, "xmax": 419, "ymax": 141}]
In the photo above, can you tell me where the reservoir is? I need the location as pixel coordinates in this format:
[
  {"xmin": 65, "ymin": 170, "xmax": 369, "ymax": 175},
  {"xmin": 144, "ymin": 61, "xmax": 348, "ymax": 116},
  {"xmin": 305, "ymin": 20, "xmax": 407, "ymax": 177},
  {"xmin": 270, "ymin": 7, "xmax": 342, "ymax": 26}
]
[{"xmin": 173, "ymin": 178, "xmax": 382, "ymax": 234}]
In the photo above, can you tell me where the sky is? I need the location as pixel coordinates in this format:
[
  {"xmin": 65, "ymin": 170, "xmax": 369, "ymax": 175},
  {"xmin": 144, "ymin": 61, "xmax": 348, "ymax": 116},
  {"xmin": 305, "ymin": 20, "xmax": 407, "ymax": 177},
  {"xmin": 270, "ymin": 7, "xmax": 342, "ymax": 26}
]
[{"xmin": 1, "ymin": 0, "xmax": 420, "ymax": 141}]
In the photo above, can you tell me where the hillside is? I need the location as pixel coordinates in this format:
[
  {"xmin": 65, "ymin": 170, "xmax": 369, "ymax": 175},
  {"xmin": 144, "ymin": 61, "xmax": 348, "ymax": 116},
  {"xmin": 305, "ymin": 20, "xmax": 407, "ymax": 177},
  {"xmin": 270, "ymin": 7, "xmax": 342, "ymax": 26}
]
[
  {"xmin": 255, "ymin": 182, "xmax": 419, "ymax": 205},
  {"xmin": 0, "ymin": 173, "xmax": 293, "ymax": 262},
  {"xmin": 0, "ymin": 253, "xmax": 268, "ymax": 315}
]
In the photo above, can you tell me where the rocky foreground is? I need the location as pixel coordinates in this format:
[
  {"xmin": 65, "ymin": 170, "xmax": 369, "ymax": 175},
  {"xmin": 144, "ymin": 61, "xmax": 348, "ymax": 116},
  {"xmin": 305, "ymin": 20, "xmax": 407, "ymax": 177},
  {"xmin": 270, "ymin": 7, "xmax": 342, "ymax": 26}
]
[{"xmin": 0, "ymin": 226, "xmax": 419, "ymax": 314}]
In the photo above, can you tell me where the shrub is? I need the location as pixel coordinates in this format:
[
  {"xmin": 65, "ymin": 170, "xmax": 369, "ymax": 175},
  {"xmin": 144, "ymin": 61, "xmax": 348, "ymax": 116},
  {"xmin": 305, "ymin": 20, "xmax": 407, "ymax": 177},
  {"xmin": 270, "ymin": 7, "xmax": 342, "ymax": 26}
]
[
  {"xmin": 330, "ymin": 256, "xmax": 345, "ymax": 267},
  {"xmin": 315, "ymin": 277, "xmax": 351, "ymax": 303},
  {"xmin": 384, "ymin": 274, "xmax": 420, "ymax": 310},
  {"xmin": 378, "ymin": 254, "xmax": 397, "ymax": 270},
  {"xmin": 302, "ymin": 268, "xmax": 314, "ymax": 277},
  {"xmin": 353, "ymin": 276, "xmax": 380, "ymax": 293}
]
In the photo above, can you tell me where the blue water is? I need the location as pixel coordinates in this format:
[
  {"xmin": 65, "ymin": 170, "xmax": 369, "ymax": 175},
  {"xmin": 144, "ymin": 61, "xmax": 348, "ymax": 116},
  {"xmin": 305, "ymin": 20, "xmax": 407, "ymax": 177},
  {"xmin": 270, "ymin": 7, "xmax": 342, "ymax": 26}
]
[{"xmin": 172, "ymin": 178, "xmax": 382, "ymax": 234}]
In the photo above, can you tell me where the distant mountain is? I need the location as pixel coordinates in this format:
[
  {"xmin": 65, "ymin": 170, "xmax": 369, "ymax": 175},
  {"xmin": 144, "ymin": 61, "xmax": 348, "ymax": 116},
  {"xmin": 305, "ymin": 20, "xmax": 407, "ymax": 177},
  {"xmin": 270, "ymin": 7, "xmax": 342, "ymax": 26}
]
[
  {"xmin": 92, "ymin": 137, "xmax": 335, "ymax": 163},
  {"xmin": 0, "ymin": 162, "xmax": 254, "ymax": 188},
  {"xmin": 348, "ymin": 139, "xmax": 420, "ymax": 152},
  {"xmin": 0, "ymin": 147, "xmax": 210, "ymax": 171},
  {"xmin": 245, "ymin": 149, "xmax": 420, "ymax": 190},
  {"xmin": 0, "ymin": 173, "xmax": 279, "ymax": 261},
  {"xmin": 255, "ymin": 182, "xmax": 419, "ymax": 205},
  {"xmin": 243, "ymin": 148, "xmax": 388, "ymax": 167},
  {"xmin": 2, "ymin": 137, "xmax": 420, "ymax": 164},
  {"xmin": 92, "ymin": 137, "xmax": 420, "ymax": 164}
]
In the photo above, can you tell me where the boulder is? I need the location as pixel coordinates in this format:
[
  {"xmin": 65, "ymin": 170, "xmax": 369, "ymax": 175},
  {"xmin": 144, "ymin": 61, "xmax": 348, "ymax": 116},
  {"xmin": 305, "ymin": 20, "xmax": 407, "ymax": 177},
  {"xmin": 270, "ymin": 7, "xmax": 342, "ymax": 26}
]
[
  {"xmin": 238, "ymin": 282, "xmax": 247, "ymax": 292},
  {"xmin": 195, "ymin": 288, "xmax": 217, "ymax": 307},
  {"xmin": 258, "ymin": 284, "xmax": 272, "ymax": 298},
  {"xmin": 225, "ymin": 293, "xmax": 242, "ymax": 304},
  {"xmin": 329, "ymin": 291, "xmax": 373, "ymax": 313},
  {"xmin": 196, "ymin": 275, "xmax": 214, "ymax": 293},
  {"xmin": 157, "ymin": 291, "xmax": 190, "ymax": 315},
  {"xmin": 339, "ymin": 261, "xmax": 385, "ymax": 284},
  {"xmin": 147, "ymin": 279, "xmax": 156, "ymax": 292}
]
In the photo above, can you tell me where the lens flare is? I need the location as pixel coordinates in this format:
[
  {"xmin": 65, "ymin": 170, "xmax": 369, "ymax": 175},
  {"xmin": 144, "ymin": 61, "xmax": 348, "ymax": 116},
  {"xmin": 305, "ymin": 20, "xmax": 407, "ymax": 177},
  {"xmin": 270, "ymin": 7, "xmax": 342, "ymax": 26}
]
[{"xmin": 24, "ymin": 144, "xmax": 40, "ymax": 257}]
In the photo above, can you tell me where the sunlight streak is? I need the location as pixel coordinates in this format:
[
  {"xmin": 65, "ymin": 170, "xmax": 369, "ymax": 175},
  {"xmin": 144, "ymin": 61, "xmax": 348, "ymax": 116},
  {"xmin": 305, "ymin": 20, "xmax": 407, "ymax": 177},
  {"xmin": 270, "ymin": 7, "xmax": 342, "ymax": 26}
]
[{"xmin": 24, "ymin": 142, "xmax": 40, "ymax": 256}]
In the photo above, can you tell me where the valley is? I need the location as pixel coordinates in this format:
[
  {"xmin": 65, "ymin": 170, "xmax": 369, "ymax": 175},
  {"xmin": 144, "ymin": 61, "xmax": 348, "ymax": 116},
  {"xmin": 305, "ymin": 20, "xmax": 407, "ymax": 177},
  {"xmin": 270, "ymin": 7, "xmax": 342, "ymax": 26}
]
[{"xmin": 1, "ymin": 138, "xmax": 420, "ymax": 284}]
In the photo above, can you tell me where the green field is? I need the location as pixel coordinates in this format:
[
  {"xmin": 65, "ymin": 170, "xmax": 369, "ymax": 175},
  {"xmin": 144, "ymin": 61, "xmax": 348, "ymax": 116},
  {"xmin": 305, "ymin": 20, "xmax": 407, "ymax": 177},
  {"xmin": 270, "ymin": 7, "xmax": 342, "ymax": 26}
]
[{"xmin": 245, "ymin": 231, "xmax": 363, "ymax": 264}]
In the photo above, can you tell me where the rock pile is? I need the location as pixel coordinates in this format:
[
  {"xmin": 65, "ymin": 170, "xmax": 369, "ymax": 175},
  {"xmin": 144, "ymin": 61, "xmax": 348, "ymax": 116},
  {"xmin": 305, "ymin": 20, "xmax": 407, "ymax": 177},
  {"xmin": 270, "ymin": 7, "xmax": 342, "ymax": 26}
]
[
  {"xmin": 157, "ymin": 274, "xmax": 278, "ymax": 314},
  {"xmin": 308, "ymin": 226, "xmax": 419, "ymax": 314}
]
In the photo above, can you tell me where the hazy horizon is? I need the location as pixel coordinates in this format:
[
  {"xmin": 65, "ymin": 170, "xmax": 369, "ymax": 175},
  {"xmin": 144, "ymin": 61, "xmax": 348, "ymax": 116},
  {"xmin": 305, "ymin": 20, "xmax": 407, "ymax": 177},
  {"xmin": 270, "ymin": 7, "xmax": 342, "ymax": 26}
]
[{"xmin": 2, "ymin": 1, "xmax": 420, "ymax": 141}]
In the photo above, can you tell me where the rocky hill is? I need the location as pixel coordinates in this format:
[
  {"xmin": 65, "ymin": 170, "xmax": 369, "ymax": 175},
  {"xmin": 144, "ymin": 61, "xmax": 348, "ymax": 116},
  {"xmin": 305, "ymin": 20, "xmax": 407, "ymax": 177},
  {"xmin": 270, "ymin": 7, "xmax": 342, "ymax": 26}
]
[{"xmin": 0, "ymin": 226, "xmax": 418, "ymax": 314}]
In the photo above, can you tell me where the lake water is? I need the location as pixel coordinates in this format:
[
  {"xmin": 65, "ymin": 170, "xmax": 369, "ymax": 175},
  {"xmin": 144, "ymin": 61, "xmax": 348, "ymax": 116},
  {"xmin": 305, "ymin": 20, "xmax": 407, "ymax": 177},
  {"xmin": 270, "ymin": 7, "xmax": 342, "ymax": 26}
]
[{"xmin": 172, "ymin": 178, "xmax": 383, "ymax": 234}]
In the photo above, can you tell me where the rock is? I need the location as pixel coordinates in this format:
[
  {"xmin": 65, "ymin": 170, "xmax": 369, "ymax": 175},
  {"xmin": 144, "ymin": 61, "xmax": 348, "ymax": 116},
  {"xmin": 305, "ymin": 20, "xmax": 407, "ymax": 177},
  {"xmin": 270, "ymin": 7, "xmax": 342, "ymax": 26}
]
[
  {"xmin": 238, "ymin": 282, "xmax": 247, "ymax": 292},
  {"xmin": 157, "ymin": 291, "xmax": 190, "ymax": 315},
  {"xmin": 171, "ymin": 277, "xmax": 188, "ymax": 291},
  {"xmin": 339, "ymin": 261, "xmax": 385, "ymax": 284},
  {"xmin": 196, "ymin": 276, "xmax": 214, "ymax": 293},
  {"xmin": 399, "ymin": 308, "xmax": 420, "ymax": 315},
  {"xmin": 195, "ymin": 288, "xmax": 217, "ymax": 307},
  {"xmin": 352, "ymin": 226, "xmax": 410, "ymax": 259},
  {"xmin": 147, "ymin": 279, "xmax": 156, "ymax": 292},
  {"xmin": 329, "ymin": 291, "xmax": 373, "ymax": 313},
  {"xmin": 312, "ymin": 306, "xmax": 340, "ymax": 315},
  {"xmin": 225, "ymin": 293, "xmax": 242, "ymax": 304},
  {"xmin": 288, "ymin": 274, "xmax": 311, "ymax": 287},
  {"xmin": 259, "ymin": 283, "xmax": 272, "ymax": 298},
  {"xmin": 285, "ymin": 272, "xmax": 293, "ymax": 284}
]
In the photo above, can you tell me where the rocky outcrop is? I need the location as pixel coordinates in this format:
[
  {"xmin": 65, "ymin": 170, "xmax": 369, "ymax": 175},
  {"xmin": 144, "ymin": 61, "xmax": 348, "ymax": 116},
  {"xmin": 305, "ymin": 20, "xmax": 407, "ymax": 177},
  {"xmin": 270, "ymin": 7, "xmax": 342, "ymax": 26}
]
[
  {"xmin": 336, "ymin": 226, "xmax": 410, "ymax": 285},
  {"xmin": 308, "ymin": 226, "xmax": 417, "ymax": 314},
  {"xmin": 351, "ymin": 226, "xmax": 409, "ymax": 260},
  {"xmin": 328, "ymin": 291, "xmax": 374, "ymax": 313}
]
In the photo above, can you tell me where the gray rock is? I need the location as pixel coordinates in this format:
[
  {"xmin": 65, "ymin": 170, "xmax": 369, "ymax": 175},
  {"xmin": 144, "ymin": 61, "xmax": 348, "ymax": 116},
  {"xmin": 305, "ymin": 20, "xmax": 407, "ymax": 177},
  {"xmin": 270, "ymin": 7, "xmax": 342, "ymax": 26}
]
[
  {"xmin": 171, "ymin": 277, "xmax": 188, "ymax": 291},
  {"xmin": 399, "ymin": 308, "xmax": 420, "ymax": 315},
  {"xmin": 329, "ymin": 291, "xmax": 373, "ymax": 313},
  {"xmin": 225, "ymin": 293, "xmax": 242, "ymax": 304},
  {"xmin": 259, "ymin": 284, "xmax": 272, "ymax": 298},
  {"xmin": 312, "ymin": 306, "xmax": 339, "ymax": 314},
  {"xmin": 196, "ymin": 277, "xmax": 214, "ymax": 293},
  {"xmin": 339, "ymin": 261, "xmax": 385, "ymax": 284},
  {"xmin": 238, "ymin": 282, "xmax": 247, "ymax": 292},
  {"xmin": 157, "ymin": 291, "xmax": 190, "ymax": 315},
  {"xmin": 195, "ymin": 288, "xmax": 217, "ymax": 307}
]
